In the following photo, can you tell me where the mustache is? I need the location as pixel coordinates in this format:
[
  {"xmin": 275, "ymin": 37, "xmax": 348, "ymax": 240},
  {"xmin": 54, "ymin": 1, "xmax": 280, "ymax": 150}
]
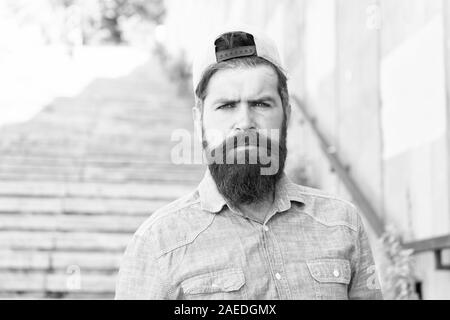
[
  {"xmin": 203, "ymin": 130, "xmax": 281, "ymax": 166},
  {"xmin": 226, "ymin": 131, "xmax": 271, "ymax": 149},
  {"xmin": 206, "ymin": 130, "xmax": 276, "ymax": 151}
]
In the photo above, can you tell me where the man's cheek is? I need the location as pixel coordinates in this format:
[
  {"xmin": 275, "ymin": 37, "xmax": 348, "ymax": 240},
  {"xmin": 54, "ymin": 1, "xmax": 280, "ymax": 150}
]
[
  {"xmin": 203, "ymin": 128, "xmax": 226, "ymax": 149},
  {"xmin": 258, "ymin": 128, "xmax": 281, "ymax": 147}
]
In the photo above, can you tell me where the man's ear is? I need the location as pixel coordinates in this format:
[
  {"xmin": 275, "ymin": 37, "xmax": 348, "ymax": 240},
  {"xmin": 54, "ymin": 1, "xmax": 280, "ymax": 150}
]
[
  {"xmin": 286, "ymin": 103, "xmax": 292, "ymax": 126},
  {"xmin": 192, "ymin": 105, "xmax": 201, "ymax": 122},
  {"xmin": 192, "ymin": 106, "xmax": 202, "ymax": 143}
]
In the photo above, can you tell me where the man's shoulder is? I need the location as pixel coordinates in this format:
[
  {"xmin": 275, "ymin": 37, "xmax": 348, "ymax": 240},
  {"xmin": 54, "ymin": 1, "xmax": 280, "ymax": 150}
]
[
  {"xmin": 287, "ymin": 181, "xmax": 361, "ymax": 232},
  {"xmin": 132, "ymin": 188, "xmax": 214, "ymax": 257}
]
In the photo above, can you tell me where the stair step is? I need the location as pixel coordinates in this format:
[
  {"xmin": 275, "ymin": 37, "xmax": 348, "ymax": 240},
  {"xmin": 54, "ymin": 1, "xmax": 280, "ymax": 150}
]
[
  {"xmin": 0, "ymin": 271, "xmax": 116, "ymax": 295},
  {"xmin": 0, "ymin": 154, "xmax": 195, "ymax": 166},
  {"xmin": 0, "ymin": 151, "xmax": 200, "ymax": 164},
  {"xmin": 0, "ymin": 214, "xmax": 148, "ymax": 233},
  {"xmin": 0, "ymin": 163, "xmax": 204, "ymax": 175},
  {"xmin": 0, "ymin": 168, "xmax": 203, "ymax": 184},
  {"xmin": 0, "ymin": 250, "xmax": 122, "ymax": 272},
  {"xmin": 0, "ymin": 292, "xmax": 113, "ymax": 299},
  {"xmin": 0, "ymin": 180, "xmax": 195, "ymax": 199},
  {"xmin": 0, "ymin": 146, "xmax": 181, "ymax": 160},
  {"xmin": 0, "ymin": 231, "xmax": 131, "ymax": 252},
  {"xmin": 0, "ymin": 196, "xmax": 170, "ymax": 215}
]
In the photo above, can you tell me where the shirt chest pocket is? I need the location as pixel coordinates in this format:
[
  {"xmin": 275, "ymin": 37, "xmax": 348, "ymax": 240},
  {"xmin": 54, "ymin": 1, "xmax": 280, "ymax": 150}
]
[
  {"xmin": 181, "ymin": 268, "xmax": 247, "ymax": 300},
  {"xmin": 306, "ymin": 258, "xmax": 351, "ymax": 300}
]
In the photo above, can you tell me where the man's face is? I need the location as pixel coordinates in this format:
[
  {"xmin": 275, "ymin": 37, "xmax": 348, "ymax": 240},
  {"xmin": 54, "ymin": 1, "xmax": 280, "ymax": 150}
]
[
  {"xmin": 196, "ymin": 64, "xmax": 289, "ymax": 207},
  {"xmin": 202, "ymin": 65, "xmax": 284, "ymax": 150}
]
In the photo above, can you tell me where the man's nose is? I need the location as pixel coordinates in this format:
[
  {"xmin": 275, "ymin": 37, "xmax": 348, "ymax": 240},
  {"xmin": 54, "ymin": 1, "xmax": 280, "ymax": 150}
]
[{"xmin": 234, "ymin": 103, "xmax": 256, "ymax": 131}]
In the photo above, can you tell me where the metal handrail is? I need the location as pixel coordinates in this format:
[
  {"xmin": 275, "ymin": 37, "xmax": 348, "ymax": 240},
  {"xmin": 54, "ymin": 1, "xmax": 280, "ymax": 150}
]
[
  {"xmin": 404, "ymin": 235, "xmax": 450, "ymax": 269},
  {"xmin": 403, "ymin": 235, "xmax": 450, "ymax": 253},
  {"xmin": 290, "ymin": 95, "xmax": 384, "ymax": 236}
]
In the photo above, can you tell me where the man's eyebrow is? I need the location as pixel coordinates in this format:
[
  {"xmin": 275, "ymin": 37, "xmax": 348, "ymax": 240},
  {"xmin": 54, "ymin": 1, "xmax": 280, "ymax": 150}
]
[
  {"xmin": 211, "ymin": 96, "xmax": 277, "ymax": 105},
  {"xmin": 211, "ymin": 98, "xmax": 239, "ymax": 105},
  {"xmin": 248, "ymin": 96, "xmax": 277, "ymax": 104}
]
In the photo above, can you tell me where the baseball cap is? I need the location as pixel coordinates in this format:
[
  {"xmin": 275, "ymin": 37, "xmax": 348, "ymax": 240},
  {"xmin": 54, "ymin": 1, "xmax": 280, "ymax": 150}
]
[{"xmin": 192, "ymin": 24, "xmax": 285, "ymax": 93}]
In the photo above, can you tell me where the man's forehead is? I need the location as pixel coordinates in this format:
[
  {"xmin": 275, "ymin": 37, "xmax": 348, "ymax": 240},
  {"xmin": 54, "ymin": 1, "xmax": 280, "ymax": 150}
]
[{"xmin": 206, "ymin": 65, "xmax": 279, "ymax": 102}]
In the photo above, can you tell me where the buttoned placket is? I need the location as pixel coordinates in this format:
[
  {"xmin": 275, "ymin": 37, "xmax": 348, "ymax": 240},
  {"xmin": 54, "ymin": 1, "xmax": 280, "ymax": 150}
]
[
  {"xmin": 260, "ymin": 220, "xmax": 292, "ymax": 299},
  {"xmin": 257, "ymin": 200, "xmax": 293, "ymax": 300},
  {"xmin": 228, "ymin": 203, "xmax": 293, "ymax": 299}
]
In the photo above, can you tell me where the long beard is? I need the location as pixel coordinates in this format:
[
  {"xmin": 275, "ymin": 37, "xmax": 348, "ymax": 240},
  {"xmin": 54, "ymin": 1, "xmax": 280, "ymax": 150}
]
[{"xmin": 203, "ymin": 120, "xmax": 287, "ymax": 207}]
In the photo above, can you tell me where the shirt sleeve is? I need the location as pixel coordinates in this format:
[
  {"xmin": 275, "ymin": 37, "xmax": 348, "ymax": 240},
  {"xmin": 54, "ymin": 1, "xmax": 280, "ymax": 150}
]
[
  {"xmin": 115, "ymin": 233, "xmax": 170, "ymax": 299},
  {"xmin": 348, "ymin": 209, "xmax": 384, "ymax": 300}
]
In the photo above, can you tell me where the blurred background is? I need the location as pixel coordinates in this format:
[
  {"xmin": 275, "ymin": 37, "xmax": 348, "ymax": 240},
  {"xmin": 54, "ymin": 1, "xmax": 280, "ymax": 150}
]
[{"xmin": 0, "ymin": 0, "xmax": 449, "ymax": 300}]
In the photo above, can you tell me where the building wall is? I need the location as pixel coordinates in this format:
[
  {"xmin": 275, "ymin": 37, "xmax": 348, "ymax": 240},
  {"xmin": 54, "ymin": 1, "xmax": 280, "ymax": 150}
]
[{"xmin": 380, "ymin": 0, "xmax": 448, "ymax": 241}]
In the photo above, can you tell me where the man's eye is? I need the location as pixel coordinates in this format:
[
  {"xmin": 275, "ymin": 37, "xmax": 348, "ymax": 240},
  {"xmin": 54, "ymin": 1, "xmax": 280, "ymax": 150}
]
[
  {"xmin": 254, "ymin": 102, "xmax": 270, "ymax": 107},
  {"xmin": 217, "ymin": 104, "xmax": 234, "ymax": 110}
]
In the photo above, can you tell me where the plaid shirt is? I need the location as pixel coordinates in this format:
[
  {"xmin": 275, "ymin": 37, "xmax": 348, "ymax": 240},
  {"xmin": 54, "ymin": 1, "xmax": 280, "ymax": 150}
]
[{"xmin": 115, "ymin": 170, "xmax": 383, "ymax": 300}]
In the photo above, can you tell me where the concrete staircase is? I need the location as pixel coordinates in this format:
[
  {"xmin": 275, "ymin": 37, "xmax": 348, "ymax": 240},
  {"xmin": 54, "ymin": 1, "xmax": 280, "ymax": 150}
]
[{"xmin": 0, "ymin": 57, "xmax": 204, "ymax": 299}]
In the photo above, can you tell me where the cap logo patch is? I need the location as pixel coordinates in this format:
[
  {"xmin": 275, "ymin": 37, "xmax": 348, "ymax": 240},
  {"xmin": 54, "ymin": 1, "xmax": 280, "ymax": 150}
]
[{"xmin": 214, "ymin": 31, "xmax": 258, "ymax": 62}]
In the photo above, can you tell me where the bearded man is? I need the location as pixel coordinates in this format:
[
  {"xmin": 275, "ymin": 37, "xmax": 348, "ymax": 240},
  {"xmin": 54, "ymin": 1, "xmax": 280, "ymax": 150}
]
[{"xmin": 115, "ymin": 27, "xmax": 383, "ymax": 300}]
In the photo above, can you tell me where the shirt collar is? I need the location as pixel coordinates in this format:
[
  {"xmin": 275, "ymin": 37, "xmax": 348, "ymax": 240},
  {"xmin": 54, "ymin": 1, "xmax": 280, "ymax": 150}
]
[
  {"xmin": 198, "ymin": 169, "xmax": 308, "ymax": 214},
  {"xmin": 198, "ymin": 169, "xmax": 228, "ymax": 213},
  {"xmin": 274, "ymin": 173, "xmax": 308, "ymax": 213}
]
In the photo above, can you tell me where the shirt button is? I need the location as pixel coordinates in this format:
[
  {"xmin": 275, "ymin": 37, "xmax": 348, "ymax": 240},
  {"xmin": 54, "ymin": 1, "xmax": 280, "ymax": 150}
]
[
  {"xmin": 275, "ymin": 272, "xmax": 282, "ymax": 280},
  {"xmin": 333, "ymin": 269, "xmax": 340, "ymax": 277},
  {"xmin": 263, "ymin": 225, "xmax": 269, "ymax": 232}
]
